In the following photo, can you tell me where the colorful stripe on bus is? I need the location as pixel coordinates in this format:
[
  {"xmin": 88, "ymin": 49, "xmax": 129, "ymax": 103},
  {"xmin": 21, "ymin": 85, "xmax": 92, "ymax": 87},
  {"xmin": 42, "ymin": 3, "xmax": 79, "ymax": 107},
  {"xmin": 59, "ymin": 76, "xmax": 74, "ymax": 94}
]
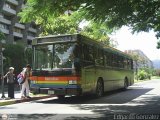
[{"xmin": 30, "ymin": 76, "xmax": 81, "ymax": 88}]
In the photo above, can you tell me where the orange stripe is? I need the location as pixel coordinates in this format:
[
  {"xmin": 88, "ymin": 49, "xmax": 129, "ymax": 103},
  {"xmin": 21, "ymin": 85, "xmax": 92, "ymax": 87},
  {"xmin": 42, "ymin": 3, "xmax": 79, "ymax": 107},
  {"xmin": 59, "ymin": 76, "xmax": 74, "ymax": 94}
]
[{"xmin": 30, "ymin": 76, "xmax": 80, "ymax": 81}]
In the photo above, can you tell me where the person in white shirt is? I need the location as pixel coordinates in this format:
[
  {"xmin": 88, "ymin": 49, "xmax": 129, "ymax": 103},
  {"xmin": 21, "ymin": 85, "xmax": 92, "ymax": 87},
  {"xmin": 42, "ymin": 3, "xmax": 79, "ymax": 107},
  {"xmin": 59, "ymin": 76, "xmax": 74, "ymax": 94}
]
[{"xmin": 20, "ymin": 64, "xmax": 31, "ymax": 99}]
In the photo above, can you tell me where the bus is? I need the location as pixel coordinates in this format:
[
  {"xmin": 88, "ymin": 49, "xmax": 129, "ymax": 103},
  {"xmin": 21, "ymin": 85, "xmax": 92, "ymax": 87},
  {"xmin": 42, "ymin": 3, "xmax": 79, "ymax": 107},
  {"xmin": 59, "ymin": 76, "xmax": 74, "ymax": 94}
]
[{"xmin": 30, "ymin": 34, "xmax": 134, "ymax": 98}]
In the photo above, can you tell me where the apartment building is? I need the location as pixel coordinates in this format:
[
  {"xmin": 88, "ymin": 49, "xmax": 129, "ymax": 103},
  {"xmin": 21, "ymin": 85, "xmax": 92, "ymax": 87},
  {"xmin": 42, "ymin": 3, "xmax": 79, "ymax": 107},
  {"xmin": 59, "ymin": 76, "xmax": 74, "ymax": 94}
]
[
  {"xmin": 125, "ymin": 50, "xmax": 153, "ymax": 70},
  {"xmin": 0, "ymin": 0, "xmax": 39, "ymax": 45}
]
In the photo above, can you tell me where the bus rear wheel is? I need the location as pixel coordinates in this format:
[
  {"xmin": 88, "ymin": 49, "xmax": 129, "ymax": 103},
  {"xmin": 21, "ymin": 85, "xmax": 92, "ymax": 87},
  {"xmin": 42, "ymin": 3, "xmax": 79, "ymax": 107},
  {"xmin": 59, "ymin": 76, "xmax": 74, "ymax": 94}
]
[
  {"xmin": 123, "ymin": 78, "xmax": 129, "ymax": 90},
  {"xmin": 95, "ymin": 79, "xmax": 104, "ymax": 97}
]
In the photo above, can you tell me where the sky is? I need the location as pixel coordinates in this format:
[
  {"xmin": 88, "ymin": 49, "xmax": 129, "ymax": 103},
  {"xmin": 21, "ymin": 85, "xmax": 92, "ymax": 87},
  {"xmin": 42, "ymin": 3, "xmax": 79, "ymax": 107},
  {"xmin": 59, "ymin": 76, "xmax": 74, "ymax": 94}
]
[{"xmin": 109, "ymin": 26, "xmax": 160, "ymax": 61}]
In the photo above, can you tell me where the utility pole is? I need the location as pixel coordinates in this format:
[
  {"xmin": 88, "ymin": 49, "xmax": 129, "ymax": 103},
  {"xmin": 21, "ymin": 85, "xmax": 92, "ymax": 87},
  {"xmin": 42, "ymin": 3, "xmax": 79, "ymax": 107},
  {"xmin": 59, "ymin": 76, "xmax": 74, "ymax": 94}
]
[{"xmin": 0, "ymin": 44, "xmax": 5, "ymax": 98}]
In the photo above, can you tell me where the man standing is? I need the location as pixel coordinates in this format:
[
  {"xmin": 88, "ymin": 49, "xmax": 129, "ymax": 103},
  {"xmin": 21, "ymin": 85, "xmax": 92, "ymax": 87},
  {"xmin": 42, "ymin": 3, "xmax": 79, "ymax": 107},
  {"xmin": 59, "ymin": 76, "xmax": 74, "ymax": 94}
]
[
  {"xmin": 4, "ymin": 67, "xmax": 15, "ymax": 99},
  {"xmin": 21, "ymin": 64, "xmax": 31, "ymax": 99}
]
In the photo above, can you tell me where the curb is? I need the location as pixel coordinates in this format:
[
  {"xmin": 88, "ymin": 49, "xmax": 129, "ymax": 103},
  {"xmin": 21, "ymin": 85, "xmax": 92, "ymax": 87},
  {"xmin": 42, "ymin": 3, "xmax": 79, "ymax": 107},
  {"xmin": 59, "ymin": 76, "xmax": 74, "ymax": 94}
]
[{"xmin": 0, "ymin": 95, "xmax": 54, "ymax": 106}]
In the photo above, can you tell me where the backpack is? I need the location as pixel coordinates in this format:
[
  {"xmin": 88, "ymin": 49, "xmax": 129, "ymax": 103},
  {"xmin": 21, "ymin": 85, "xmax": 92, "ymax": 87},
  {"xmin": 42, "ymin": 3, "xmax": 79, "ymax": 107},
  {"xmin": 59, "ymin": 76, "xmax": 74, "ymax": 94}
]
[
  {"xmin": 17, "ymin": 73, "xmax": 25, "ymax": 84},
  {"xmin": 17, "ymin": 68, "xmax": 26, "ymax": 84}
]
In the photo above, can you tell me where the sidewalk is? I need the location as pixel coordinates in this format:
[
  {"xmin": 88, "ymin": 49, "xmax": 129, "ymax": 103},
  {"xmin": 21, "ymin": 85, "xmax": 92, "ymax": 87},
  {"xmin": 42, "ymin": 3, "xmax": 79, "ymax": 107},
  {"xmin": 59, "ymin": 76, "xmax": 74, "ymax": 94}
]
[{"xmin": 0, "ymin": 90, "xmax": 54, "ymax": 106}]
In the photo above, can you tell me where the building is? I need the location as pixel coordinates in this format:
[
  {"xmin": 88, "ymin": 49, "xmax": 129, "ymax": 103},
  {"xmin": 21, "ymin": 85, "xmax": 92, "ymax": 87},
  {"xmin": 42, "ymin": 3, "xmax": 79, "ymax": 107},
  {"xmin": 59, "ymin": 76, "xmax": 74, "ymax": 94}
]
[
  {"xmin": 125, "ymin": 50, "xmax": 153, "ymax": 70},
  {"xmin": 0, "ymin": 0, "xmax": 39, "ymax": 45}
]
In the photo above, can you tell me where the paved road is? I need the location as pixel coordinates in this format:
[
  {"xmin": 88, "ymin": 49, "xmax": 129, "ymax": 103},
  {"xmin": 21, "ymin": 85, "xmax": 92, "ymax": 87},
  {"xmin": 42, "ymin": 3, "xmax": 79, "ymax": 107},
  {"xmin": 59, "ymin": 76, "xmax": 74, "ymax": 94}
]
[{"xmin": 1, "ymin": 79, "xmax": 160, "ymax": 120}]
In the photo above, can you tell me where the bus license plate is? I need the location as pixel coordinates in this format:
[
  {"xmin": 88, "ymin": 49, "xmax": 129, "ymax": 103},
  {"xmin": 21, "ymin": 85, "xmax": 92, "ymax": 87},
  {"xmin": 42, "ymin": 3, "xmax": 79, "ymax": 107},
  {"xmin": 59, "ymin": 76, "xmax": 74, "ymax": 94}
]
[{"xmin": 48, "ymin": 90, "xmax": 55, "ymax": 95}]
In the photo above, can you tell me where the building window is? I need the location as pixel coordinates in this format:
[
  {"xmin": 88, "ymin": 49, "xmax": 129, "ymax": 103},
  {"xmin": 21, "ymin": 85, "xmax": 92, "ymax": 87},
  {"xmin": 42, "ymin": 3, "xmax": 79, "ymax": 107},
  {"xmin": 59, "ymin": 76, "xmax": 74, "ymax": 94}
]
[
  {"xmin": 28, "ymin": 32, "xmax": 35, "ymax": 37},
  {"xmin": 0, "ymin": 23, "xmax": 9, "ymax": 29},
  {"xmin": 13, "ymin": 27, "xmax": 22, "ymax": 33},
  {"xmin": 3, "ymin": 14, "xmax": 12, "ymax": 20},
  {"xmin": 5, "ymin": 3, "xmax": 16, "ymax": 10},
  {"xmin": 27, "ymin": 40, "xmax": 32, "ymax": 45},
  {"xmin": 30, "ymin": 23, "xmax": 37, "ymax": 29}
]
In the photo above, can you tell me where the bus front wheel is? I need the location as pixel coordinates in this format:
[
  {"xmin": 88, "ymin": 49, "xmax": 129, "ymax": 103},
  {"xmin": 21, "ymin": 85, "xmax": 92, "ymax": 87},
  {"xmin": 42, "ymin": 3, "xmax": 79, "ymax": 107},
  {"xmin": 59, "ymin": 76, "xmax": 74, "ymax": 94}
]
[{"xmin": 95, "ymin": 79, "xmax": 104, "ymax": 97}]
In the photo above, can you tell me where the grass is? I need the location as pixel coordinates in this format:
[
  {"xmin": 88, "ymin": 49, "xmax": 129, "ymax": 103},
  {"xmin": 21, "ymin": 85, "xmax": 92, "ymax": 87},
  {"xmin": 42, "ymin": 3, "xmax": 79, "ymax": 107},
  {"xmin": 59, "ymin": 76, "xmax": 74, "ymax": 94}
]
[
  {"xmin": 134, "ymin": 79, "xmax": 150, "ymax": 83},
  {"xmin": 0, "ymin": 100, "xmax": 15, "ymax": 106},
  {"xmin": 151, "ymin": 76, "xmax": 160, "ymax": 79},
  {"xmin": 134, "ymin": 76, "xmax": 160, "ymax": 83}
]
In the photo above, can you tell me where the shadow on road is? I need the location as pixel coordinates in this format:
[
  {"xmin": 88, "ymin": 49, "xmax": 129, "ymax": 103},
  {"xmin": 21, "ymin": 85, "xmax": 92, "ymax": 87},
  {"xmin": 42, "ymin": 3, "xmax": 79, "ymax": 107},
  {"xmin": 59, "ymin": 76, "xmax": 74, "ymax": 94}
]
[
  {"xmin": 30, "ymin": 87, "xmax": 160, "ymax": 119},
  {"xmin": 35, "ymin": 87, "xmax": 153, "ymax": 104}
]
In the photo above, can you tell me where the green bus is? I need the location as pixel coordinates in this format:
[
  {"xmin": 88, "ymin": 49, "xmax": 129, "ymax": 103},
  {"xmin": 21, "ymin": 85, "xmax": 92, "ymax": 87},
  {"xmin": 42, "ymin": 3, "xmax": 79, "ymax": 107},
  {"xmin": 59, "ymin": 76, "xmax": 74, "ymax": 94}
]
[{"xmin": 30, "ymin": 34, "xmax": 134, "ymax": 98}]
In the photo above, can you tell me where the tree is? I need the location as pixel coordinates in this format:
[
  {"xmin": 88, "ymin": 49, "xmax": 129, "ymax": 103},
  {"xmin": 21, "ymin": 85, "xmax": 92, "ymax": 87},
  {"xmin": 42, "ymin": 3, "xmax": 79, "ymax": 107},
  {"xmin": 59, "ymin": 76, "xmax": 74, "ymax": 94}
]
[
  {"xmin": 0, "ymin": 31, "xmax": 5, "ymax": 41},
  {"xmin": 81, "ymin": 21, "xmax": 110, "ymax": 45},
  {"xmin": 3, "ymin": 44, "xmax": 30, "ymax": 75},
  {"xmin": 19, "ymin": 2, "xmax": 115, "ymax": 46},
  {"xmin": 19, "ymin": 0, "xmax": 160, "ymax": 39}
]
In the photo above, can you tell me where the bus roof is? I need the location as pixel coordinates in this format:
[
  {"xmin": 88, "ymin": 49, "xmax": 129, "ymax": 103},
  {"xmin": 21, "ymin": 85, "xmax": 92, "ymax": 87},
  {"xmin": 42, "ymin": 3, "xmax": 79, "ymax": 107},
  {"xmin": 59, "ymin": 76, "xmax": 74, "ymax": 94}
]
[
  {"xmin": 35, "ymin": 33, "xmax": 79, "ymax": 39},
  {"xmin": 33, "ymin": 33, "xmax": 132, "ymax": 59},
  {"xmin": 79, "ymin": 34, "xmax": 132, "ymax": 59}
]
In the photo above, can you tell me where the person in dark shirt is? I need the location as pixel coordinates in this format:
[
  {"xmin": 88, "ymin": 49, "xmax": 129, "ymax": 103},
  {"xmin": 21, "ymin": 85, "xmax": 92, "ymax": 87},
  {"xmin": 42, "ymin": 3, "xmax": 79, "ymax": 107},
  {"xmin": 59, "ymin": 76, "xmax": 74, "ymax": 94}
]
[{"xmin": 4, "ymin": 67, "xmax": 15, "ymax": 99}]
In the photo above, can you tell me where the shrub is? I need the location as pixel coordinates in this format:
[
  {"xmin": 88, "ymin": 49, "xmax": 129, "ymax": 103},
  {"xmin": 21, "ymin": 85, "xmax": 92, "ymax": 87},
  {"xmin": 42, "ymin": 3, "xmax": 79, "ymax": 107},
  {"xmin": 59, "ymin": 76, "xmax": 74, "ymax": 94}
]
[
  {"xmin": 138, "ymin": 70, "xmax": 148, "ymax": 80},
  {"xmin": 3, "ymin": 44, "xmax": 31, "ymax": 75}
]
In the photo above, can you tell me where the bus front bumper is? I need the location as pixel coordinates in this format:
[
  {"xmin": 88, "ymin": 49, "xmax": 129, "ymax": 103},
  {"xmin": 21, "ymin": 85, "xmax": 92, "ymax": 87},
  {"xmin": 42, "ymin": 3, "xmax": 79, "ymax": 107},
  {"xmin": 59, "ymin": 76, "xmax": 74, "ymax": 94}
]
[{"xmin": 30, "ymin": 87, "xmax": 82, "ymax": 96}]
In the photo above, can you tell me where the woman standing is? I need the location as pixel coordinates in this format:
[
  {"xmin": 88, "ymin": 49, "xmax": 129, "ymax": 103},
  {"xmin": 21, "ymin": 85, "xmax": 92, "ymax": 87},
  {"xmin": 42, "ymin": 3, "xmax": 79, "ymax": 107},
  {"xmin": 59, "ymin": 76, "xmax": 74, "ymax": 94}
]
[{"xmin": 4, "ymin": 67, "xmax": 15, "ymax": 99}]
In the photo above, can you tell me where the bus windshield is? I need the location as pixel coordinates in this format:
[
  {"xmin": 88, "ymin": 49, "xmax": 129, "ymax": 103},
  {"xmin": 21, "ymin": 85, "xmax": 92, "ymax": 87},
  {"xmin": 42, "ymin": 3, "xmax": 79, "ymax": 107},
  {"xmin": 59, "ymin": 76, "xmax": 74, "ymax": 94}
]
[{"xmin": 34, "ymin": 43, "xmax": 78, "ymax": 70}]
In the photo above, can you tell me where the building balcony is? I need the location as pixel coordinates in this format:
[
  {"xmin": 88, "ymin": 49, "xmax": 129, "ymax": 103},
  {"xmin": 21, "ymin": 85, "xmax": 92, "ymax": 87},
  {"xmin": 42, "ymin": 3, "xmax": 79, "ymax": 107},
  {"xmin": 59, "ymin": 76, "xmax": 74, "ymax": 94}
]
[
  {"xmin": 28, "ymin": 27, "xmax": 37, "ymax": 33},
  {"xmin": 27, "ymin": 35, "xmax": 35, "ymax": 40},
  {"xmin": 0, "ymin": 14, "xmax": 3, "ymax": 18},
  {"xmin": 13, "ymin": 32, "xmax": 23, "ymax": 38},
  {"xmin": 6, "ymin": 0, "xmax": 18, "ymax": 6},
  {"xmin": 15, "ymin": 23, "xmax": 25, "ymax": 29},
  {"xmin": 3, "ymin": 6, "xmax": 16, "ymax": 15},
  {"xmin": 0, "ymin": 28, "xmax": 9, "ymax": 34},
  {"xmin": 0, "ymin": 17, "xmax": 11, "ymax": 25}
]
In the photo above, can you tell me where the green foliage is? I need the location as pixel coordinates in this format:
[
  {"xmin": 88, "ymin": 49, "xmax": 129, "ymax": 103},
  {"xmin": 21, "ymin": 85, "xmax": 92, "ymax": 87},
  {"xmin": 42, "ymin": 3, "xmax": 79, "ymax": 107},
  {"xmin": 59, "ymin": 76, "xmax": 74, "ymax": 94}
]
[
  {"xmin": 137, "ymin": 68, "xmax": 152, "ymax": 80},
  {"xmin": 137, "ymin": 70, "xmax": 148, "ymax": 80},
  {"xmin": 81, "ymin": 22, "xmax": 111, "ymax": 45},
  {"xmin": 19, "ymin": 0, "xmax": 160, "ymax": 47},
  {"xmin": 0, "ymin": 31, "xmax": 5, "ymax": 41},
  {"xmin": 3, "ymin": 44, "xmax": 31, "ymax": 75},
  {"xmin": 19, "ymin": 0, "xmax": 115, "ymax": 47},
  {"xmin": 24, "ymin": 48, "xmax": 32, "ymax": 66}
]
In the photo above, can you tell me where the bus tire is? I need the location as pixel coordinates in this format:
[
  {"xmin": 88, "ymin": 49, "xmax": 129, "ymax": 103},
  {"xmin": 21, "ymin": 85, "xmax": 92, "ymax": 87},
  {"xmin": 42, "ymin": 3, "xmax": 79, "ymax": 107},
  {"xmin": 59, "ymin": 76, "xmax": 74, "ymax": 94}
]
[
  {"xmin": 58, "ymin": 95, "xmax": 65, "ymax": 99},
  {"xmin": 123, "ymin": 77, "xmax": 128, "ymax": 90},
  {"xmin": 95, "ymin": 79, "xmax": 104, "ymax": 97}
]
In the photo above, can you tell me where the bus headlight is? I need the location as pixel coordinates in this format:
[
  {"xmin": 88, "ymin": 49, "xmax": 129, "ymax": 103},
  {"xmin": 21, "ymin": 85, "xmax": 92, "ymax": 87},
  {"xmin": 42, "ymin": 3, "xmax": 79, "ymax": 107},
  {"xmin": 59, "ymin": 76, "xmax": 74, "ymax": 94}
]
[
  {"xmin": 68, "ymin": 80, "xmax": 77, "ymax": 85},
  {"xmin": 31, "ymin": 81, "xmax": 36, "ymax": 84}
]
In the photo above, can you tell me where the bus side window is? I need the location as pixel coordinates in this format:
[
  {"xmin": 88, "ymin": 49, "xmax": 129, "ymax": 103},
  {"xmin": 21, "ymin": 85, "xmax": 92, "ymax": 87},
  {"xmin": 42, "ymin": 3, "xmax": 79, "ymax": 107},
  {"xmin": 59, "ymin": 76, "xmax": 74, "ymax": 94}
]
[
  {"xmin": 82, "ymin": 44, "xmax": 94, "ymax": 67},
  {"xmin": 131, "ymin": 59, "xmax": 133, "ymax": 69},
  {"xmin": 118, "ymin": 56, "xmax": 124, "ymax": 68},
  {"xmin": 124, "ymin": 58, "xmax": 127, "ymax": 69},
  {"xmin": 105, "ymin": 52, "xmax": 111, "ymax": 67},
  {"xmin": 112, "ymin": 54, "xmax": 115, "ymax": 67},
  {"xmin": 73, "ymin": 44, "xmax": 81, "ymax": 73},
  {"xmin": 95, "ymin": 48, "xmax": 104, "ymax": 66},
  {"xmin": 128, "ymin": 59, "xmax": 132, "ymax": 70}
]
